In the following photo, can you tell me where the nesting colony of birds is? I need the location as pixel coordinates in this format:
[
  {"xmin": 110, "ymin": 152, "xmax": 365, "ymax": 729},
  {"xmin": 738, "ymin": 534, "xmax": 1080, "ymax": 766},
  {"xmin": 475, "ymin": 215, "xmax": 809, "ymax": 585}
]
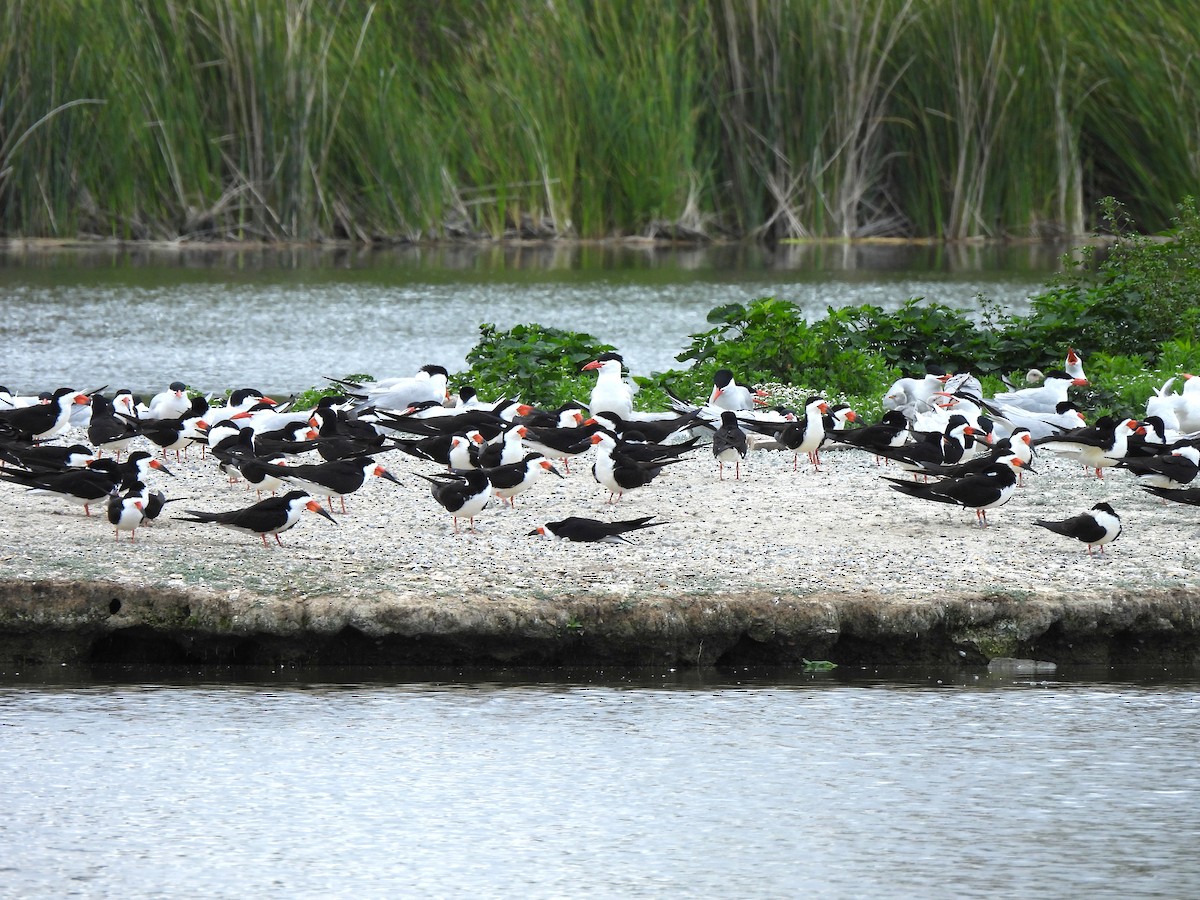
[{"xmin": 2, "ymin": 349, "xmax": 1200, "ymax": 604}]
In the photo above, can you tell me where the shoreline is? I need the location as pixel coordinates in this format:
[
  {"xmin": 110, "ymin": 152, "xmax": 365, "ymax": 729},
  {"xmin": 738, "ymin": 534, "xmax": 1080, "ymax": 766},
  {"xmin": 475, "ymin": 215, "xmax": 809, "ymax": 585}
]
[
  {"xmin": 2, "ymin": 432, "xmax": 1199, "ymax": 672},
  {"xmin": 2, "ymin": 578, "xmax": 1199, "ymax": 671}
]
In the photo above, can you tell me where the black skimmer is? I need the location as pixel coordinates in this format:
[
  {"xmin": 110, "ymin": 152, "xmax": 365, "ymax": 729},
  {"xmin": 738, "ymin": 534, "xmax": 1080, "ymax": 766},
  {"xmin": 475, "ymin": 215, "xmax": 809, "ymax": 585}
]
[
  {"xmin": 141, "ymin": 488, "xmax": 188, "ymax": 524},
  {"xmin": 107, "ymin": 483, "xmax": 146, "ymax": 542},
  {"xmin": 521, "ymin": 421, "xmax": 600, "ymax": 473},
  {"xmin": 588, "ymin": 411, "xmax": 703, "ymax": 445},
  {"xmin": 0, "ymin": 387, "xmax": 90, "ymax": 442},
  {"xmin": 528, "ymin": 515, "xmax": 663, "ymax": 543},
  {"xmin": 177, "ymin": 490, "xmax": 336, "ymax": 547},
  {"xmin": 1141, "ymin": 485, "xmax": 1200, "ymax": 508},
  {"xmin": 478, "ymin": 424, "xmax": 528, "ymax": 469},
  {"xmin": 885, "ymin": 456, "xmax": 1023, "ymax": 526},
  {"xmin": 774, "ymin": 396, "xmax": 828, "ymax": 471},
  {"xmin": 583, "ymin": 353, "xmax": 637, "ymax": 420},
  {"xmin": 827, "ymin": 410, "xmax": 911, "ymax": 463},
  {"xmin": 313, "ymin": 410, "xmax": 389, "ymax": 461},
  {"xmin": 1035, "ymin": 417, "xmax": 1143, "ymax": 478},
  {"xmin": 874, "ymin": 415, "xmax": 977, "ymax": 479},
  {"xmin": 590, "ymin": 432, "xmax": 681, "ymax": 502},
  {"xmin": 709, "ymin": 369, "xmax": 766, "ymax": 411},
  {"xmin": 823, "ymin": 403, "xmax": 857, "ymax": 433},
  {"xmin": 1118, "ymin": 446, "xmax": 1200, "ymax": 491},
  {"xmin": 390, "ymin": 430, "xmax": 485, "ymax": 469},
  {"xmin": 1035, "ymin": 502, "xmax": 1121, "ymax": 556},
  {"xmin": 0, "ymin": 441, "xmax": 95, "ymax": 473},
  {"xmin": 915, "ymin": 428, "xmax": 1035, "ymax": 483},
  {"xmin": 127, "ymin": 395, "xmax": 210, "ymax": 460},
  {"xmin": 0, "ymin": 465, "xmax": 121, "ymax": 516},
  {"xmin": 484, "ymin": 453, "xmax": 563, "ymax": 506},
  {"xmin": 87, "ymin": 392, "xmax": 142, "ymax": 458},
  {"xmin": 711, "ymin": 411, "xmax": 748, "ymax": 480},
  {"xmin": 278, "ymin": 455, "xmax": 401, "ymax": 513},
  {"xmin": 0, "ymin": 451, "xmax": 170, "ymax": 516},
  {"xmin": 418, "ymin": 468, "xmax": 493, "ymax": 532}
]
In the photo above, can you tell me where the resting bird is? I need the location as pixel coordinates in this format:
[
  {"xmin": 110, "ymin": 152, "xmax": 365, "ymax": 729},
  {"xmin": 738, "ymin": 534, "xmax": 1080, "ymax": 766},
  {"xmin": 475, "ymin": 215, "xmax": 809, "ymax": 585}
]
[
  {"xmin": 1034, "ymin": 502, "xmax": 1121, "ymax": 556},
  {"xmin": 528, "ymin": 516, "xmax": 663, "ymax": 543}
]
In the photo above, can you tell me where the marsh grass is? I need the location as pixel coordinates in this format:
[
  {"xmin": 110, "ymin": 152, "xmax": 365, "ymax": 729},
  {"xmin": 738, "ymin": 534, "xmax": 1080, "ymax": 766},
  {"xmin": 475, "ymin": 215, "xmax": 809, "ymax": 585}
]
[{"xmin": 2, "ymin": 0, "xmax": 1197, "ymax": 241}]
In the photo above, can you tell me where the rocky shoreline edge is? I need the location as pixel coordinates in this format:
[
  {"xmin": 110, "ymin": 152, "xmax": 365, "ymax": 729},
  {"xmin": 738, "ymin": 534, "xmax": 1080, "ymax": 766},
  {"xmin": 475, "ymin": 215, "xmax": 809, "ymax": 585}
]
[{"xmin": 3, "ymin": 579, "xmax": 1199, "ymax": 671}]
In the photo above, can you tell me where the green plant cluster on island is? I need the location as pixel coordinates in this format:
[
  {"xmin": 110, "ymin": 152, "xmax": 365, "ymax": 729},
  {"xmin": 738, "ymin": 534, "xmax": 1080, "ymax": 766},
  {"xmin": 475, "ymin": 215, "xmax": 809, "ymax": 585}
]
[
  {"xmin": 449, "ymin": 197, "xmax": 1200, "ymax": 420},
  {"xmin": 3, "ymin": 0, "xmax": 1200, "ymax": 241}
]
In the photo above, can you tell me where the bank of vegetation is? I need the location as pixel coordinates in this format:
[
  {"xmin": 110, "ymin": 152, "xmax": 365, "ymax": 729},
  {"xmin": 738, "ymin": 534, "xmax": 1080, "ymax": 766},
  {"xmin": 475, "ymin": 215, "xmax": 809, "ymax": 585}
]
[
  {"xmin": 453, "ymin": 198, "xmax": 1200, "ymax": 417},
  {"xmin": 2, "ymin": 0, "xmax": 1199, "ymax": 243}
]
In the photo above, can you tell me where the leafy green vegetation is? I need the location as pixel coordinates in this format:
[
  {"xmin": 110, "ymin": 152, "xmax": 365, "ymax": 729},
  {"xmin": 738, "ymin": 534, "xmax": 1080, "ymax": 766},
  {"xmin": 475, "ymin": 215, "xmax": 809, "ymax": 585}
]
[
  {"xmin": 3, "ymin": 1, "xmax": 1200, "ymax": 240},
  {"xmin": 273, "ymin": 197, "xmax": 1200, "ymax": 420},
  {"xmin": 459, "ymin": 324, "xmax": 615, "ymax": 409}
]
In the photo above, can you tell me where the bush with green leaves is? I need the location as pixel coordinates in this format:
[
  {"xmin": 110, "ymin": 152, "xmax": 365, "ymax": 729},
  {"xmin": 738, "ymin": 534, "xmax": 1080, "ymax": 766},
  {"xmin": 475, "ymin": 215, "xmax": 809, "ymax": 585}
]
[
  {"xmin": 995, "ymin": 196, "xmax": 1200, "ymax": 370},
  {"xmin": 661, "ymin": 297, "xmax": 901, "ymax": 409},
  {"xmin": 459, "ymin": 323, "xmax": 616, "ymax": 408}
]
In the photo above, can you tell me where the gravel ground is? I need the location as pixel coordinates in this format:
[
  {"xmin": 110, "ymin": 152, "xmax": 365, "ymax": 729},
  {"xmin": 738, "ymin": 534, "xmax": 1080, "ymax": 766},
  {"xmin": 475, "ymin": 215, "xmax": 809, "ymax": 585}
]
[{"xmin": 2, "ymin": 424, "xmax": 1198, "ymax": 606}]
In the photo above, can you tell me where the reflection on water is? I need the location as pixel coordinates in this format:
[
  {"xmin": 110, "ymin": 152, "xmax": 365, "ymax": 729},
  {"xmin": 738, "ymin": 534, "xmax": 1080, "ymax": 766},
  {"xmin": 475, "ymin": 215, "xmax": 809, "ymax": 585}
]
[
  {"xmin": 0, "ymin": 665, "xmax": 1196, "ymax": 898},
  {"xmin": 1, "ymin": 239, "xmax": 1074, "ymax": 275},
  {"xmin": 0, "ymin": 244, "xmax": 1062, "ymax": 394}
]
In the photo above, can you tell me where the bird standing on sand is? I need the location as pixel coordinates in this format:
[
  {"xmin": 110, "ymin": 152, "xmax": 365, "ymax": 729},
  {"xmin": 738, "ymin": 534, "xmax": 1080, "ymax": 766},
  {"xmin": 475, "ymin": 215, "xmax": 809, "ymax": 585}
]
[
  {"xmin": 1034, "ymin": 502, "xmax": 1121, "ymax": 556},
  {"xmin": 419, "ymin": 468, "xmax": 493, "ymax": 533},
  {"xmin": 712, "ymin": 410, "xmax": 748, "ymax": 480},
  {"xmin": 176, "ymin": 490, "xmax": 336, "ymax": 547}
]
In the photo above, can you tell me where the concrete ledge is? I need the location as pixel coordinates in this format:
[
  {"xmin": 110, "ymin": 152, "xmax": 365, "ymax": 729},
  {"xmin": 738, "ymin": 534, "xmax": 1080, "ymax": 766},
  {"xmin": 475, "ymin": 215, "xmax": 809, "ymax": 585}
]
[{"xmin": 3, "ymin": 580, "xmax": 1199, "ymax": 670}]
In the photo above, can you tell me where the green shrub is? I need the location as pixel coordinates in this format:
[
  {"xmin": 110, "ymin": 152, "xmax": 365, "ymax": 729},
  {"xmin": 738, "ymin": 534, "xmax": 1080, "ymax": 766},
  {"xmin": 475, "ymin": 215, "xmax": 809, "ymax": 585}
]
[{"xmin": 459, "ymin": 323, "xmax": 616, "ymax": 408}]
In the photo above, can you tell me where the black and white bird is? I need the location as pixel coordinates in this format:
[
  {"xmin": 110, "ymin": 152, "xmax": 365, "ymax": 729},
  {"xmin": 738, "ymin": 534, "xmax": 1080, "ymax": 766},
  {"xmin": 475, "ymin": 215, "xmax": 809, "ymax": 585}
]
[
  {"xmin": 712, "ymin": 411, "xmax": 748, "ymax": 480},
  {"xmin": 885, "ymin": 456, "xmax": 1024, "ymax": 527},
  {"xmin": 1118, "ymin": 446, "xmax": 1200, "ymax": 491},
  {"xmin": 107, "ymin": 483, "xmax": 147, "ymax": 542},
  {"xmin": 278, "ymin": 455, "xmax": 402, "ymax": 514},
  {"xmin": 528, "ymin": 515, "xmax": 663, "ymax": 543},
  {"xmin": 419, "ymin": 468, "xmax": 493, "ymax": 533},
  {"xmin": 177, "ymin": 490, "xmax": 336, "ymax": 547},
  {"xmin": 0, "ymin": 387, "xmax": 90, "ymax": 442},
  {"xmin": 708, "ymin": 369, "xmax": 764, "ymax": 411},
  {"xmin": 1034, "ymin": 502, "xmax": 1122, "ymax": 556},
  {"xmin": 775, "ymin": 396, "xmax": 829, "ymax": 471},
  {"xmin": 590, "ymin": 432, "xmax": 681, "ymax": 502},
  {"xmin": 484, "ymin": 453, "xmax": 563, "ymax": 507}
]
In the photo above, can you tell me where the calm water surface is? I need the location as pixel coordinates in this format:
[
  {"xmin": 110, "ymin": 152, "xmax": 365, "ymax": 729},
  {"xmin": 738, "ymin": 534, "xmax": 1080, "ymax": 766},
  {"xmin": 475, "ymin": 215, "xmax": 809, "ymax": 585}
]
[
  {"xmin": 0, "ymin": 243, "xmax": 1063, "ymax": 395},
  {"xmin": 1, "ymin": 666, "xmax": 1197, "ymax": 898}
]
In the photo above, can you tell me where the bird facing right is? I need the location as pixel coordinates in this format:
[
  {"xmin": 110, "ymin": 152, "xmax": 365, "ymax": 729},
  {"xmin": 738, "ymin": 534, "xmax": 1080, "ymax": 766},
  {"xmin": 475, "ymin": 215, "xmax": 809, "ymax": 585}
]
[{"xmin": 1034, "ymin": 502, "xmax": 1122, "ymax": 556}]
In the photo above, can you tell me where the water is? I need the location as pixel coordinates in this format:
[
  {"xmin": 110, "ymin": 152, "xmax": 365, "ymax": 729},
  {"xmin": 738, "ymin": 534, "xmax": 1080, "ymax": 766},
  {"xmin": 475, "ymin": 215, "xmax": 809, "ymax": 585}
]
[
  {"xmin": 1, "ymin": 667, "xmax": 1197, "ymax": 898},
  {"xmin": 0, "ymin": 242, "xmax": 1063, "ymax": 396}
]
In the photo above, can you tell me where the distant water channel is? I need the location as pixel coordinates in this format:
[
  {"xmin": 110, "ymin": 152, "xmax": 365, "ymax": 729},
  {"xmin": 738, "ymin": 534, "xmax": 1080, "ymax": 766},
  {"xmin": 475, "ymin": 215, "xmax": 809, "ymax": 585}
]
[
  {"xmin": 0, "ymin": 242, "xmax": 1063, "ymax": 396},
  {"xmin": 1, "ymin": 666, "xmax": 1197, "ymax": 897}
]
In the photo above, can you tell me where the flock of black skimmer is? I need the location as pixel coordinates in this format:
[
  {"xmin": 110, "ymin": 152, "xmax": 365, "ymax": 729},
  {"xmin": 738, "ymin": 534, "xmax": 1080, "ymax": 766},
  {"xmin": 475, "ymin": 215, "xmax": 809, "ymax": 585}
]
[{"xmin": 1, "ymin": 346, "xmax": 1199, "ymax": 557}]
